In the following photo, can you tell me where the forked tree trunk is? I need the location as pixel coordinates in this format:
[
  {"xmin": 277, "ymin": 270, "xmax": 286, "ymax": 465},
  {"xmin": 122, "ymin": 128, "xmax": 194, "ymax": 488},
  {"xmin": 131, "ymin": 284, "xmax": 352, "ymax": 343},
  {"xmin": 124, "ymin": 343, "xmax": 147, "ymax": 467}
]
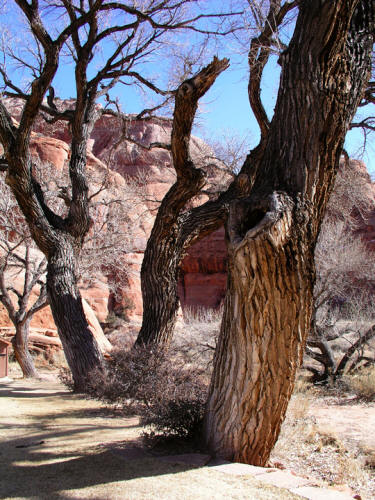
[
  {"xmin": 47, "ymin": 241, "xmax": 103, "ymax": 392},
  {"xmin": 204, "ymin": 0, "xmax": 374, "ymax": 465},
  {"xmin": 12, "ymin": 318, "xmax": 38, "ymax": 378},
  {"xmin": 0, "ymin": 83, "xmax": 104, "ymax": 390}
]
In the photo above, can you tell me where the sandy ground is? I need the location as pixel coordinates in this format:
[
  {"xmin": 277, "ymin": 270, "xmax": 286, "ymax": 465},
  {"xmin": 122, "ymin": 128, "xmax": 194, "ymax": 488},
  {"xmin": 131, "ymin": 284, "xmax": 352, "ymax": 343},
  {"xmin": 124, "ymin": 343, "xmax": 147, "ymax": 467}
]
[
  {"xmin": 310, "ymin": 400, "xmax": 375, "ymax": 454},
  {"xmin": 0, "ymin": 375, "xmax": 300, "ymax": 500}
]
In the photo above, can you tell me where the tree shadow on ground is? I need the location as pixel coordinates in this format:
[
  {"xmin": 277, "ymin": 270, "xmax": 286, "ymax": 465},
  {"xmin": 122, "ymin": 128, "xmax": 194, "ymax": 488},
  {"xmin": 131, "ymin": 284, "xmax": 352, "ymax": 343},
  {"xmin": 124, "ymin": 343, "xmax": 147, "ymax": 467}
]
[
  {"xmin": 0, "ymin": 380, "xmax": 205, "ymax": 499},
  {"xmin": 0, "ymin": 437, "xmax": 202, "ymax": 499}
]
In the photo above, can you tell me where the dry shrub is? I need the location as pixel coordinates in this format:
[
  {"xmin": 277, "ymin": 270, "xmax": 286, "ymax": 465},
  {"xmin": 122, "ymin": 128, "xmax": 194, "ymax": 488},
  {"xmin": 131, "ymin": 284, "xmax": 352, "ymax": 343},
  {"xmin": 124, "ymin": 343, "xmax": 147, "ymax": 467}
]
[
  {"xmin": 343, "ymin": 366, "xmax": 375, "ymax": 401},
  {"xmin": 173, "ymin": 307, "xmax": 222, "ymax": 373},
  {"xmin": 70, "ymin": 345, "xmax": 209, "ymax": 440}
]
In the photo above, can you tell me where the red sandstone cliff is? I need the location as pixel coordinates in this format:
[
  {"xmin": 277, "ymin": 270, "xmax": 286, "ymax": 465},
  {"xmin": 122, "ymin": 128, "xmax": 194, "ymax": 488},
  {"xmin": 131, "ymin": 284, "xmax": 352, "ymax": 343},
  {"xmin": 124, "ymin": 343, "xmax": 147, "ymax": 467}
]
[
  {"xmin": 0, "ymin": 99, "xmax": 230, "ymax": 330},
  {"xmin": 2, "ymin": 98, "xmax": 374, "ymax": 333}
]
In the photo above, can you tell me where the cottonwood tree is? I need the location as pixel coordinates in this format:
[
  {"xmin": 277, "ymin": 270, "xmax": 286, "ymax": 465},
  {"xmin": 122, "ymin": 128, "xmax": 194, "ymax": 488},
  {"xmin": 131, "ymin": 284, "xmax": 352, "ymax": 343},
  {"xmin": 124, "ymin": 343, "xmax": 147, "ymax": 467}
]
[
  {"xmin": 135, "ymin": 0, "xmax": 375, "ymax": 465},
  {"xmin": 0, "ymin": 0, "xmax": 240, "ymax": 390},
  {"xmin": 136, "ymin": 57, "xmax": 231, "ymax": 346},
  {"xmin": 204, "ymin": 0, "xmax": 375, "ymax": 465},
  {"xmin": 0, "ymin": 176, "xmax": 47, "ymax": 377},
  {"xmin": 0, "ymin": 157, "xmax": 138, "ymax": 376}
]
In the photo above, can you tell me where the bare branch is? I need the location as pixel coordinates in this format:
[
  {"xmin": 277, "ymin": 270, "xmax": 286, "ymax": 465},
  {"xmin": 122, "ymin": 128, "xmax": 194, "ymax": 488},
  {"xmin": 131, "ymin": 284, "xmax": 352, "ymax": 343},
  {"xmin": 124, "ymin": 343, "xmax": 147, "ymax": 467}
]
[{"xmin": 248, "ymin": 0, "xmax": 298, "ymax": 140}]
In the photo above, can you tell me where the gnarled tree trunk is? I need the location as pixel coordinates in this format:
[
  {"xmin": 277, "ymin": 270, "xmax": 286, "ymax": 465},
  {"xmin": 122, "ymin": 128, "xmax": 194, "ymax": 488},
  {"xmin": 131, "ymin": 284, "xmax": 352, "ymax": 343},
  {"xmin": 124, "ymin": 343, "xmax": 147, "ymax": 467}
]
[
  {"xmin": 136, "ymin": 58, "xmax": 229, "ymax": 346},
  {"xmin": 204, "ymin": 0, "xmax": 374, "ymax": 466},
  {"xmin": 0, "ymin": 91, "xmax": 104, "ymax": 390},
  {"xmin": 205, "ymin": 194, "xmax": 313, "ymax": 465}
]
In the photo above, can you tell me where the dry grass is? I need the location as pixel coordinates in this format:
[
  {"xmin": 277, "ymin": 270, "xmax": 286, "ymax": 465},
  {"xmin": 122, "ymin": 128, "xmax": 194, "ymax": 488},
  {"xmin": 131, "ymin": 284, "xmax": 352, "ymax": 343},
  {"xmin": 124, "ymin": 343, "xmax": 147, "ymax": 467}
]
[
  {"xmin": 343, "ymin": 366, "xmax": 375, "ymax": 401},
  {"xmin": 173, "ymin": 307, "xmax": 222, "ymax": 373},
  {"xmin": 272, "ymin": 375, "xmax": 375, "ymax": 498}
]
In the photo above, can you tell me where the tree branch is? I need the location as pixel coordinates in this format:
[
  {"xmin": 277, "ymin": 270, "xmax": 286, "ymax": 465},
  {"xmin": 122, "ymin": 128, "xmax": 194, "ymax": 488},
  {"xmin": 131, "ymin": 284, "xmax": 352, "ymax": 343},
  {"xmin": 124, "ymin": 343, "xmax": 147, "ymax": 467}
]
[{"xmin": 248, "ymin": 1, "xmax": 297, "ymax": 140}]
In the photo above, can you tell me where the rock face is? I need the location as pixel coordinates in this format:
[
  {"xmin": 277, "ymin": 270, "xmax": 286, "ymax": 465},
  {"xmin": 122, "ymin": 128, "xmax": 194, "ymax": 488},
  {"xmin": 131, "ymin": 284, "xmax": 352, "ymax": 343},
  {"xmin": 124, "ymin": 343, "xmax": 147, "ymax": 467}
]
[
  {"xmin": 4, "ymin": 98, "xmax": 375, "ymax": 336},
  {"xmin": 179, "ymin": 228, "xmax": 227, "ymax": 310},
  {"xmin": 0, "ymin": 98, "xmax": 230, "ymax": 332},
  {"xmin": 349, "ymin": 160, "xmax": 375, "ymax": 249}
]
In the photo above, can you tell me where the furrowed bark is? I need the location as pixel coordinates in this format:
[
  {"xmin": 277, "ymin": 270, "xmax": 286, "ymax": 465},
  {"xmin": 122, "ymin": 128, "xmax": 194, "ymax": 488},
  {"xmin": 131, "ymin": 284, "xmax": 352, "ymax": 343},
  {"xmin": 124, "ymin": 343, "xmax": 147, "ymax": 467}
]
[
  {"xmin": 204, "ymin": 0, "xmax": 374, "ymax": 466},
  {"xmin": 47, "ymin": 239, "xmax": 102, "ymax": 391},
  {"xmin": 136, "ymin": 57, "xmax": 229, "ymax": 346}
]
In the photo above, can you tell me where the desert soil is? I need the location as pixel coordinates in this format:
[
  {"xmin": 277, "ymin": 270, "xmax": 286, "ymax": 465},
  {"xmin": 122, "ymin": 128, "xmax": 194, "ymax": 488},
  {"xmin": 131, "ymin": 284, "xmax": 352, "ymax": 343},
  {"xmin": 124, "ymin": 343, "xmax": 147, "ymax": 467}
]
[{"xmin": 0, "ymin": 373, "xmax": 301, "ymax": 500}]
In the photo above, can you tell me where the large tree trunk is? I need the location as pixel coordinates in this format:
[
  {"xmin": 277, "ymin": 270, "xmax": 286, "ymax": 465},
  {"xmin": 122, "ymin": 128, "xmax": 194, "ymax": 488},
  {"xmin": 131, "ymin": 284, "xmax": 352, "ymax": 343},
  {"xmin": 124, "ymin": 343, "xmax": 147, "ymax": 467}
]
[
  {"xmin": 47, "ymin": 239, "xmax": 102, "ymax": 392},
  {"xmin": 205, "ymin": 195, "xmax": 313, "ymax": 465},
  {"xmin": 12, "ymin": 318, "xmax": 38, "ymax": 378},
  {"xmin": 204, "ymin": 0, "xmax": 374, "ymax": 466}
]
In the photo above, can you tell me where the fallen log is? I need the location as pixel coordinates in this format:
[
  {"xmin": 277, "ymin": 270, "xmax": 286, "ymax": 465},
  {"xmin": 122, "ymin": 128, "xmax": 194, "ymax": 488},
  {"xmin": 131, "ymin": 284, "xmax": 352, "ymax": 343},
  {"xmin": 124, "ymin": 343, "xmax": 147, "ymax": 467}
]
[{"xmin": 0, "ymin": 327, "xmax": 62, "ymax": 355}]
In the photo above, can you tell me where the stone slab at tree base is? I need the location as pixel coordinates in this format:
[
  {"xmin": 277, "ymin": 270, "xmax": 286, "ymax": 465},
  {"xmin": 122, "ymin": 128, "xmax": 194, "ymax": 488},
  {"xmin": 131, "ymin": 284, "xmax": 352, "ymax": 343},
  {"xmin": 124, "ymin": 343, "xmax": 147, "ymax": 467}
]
[
  {"xmin": 204, "ymin": 458, "xmax": 357, "ymax": 500},
  {"xmin": 290, "ymin": 486, "xmax": 356, "ymax": 500}
]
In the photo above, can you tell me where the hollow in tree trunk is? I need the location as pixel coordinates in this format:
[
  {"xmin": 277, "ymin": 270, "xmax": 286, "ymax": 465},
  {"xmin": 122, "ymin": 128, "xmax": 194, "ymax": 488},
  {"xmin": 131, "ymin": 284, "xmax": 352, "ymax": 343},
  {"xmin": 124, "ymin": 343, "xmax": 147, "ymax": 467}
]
[{"xmin": 204, "ymin": 0, "xmax": 374, "ymax": 466}]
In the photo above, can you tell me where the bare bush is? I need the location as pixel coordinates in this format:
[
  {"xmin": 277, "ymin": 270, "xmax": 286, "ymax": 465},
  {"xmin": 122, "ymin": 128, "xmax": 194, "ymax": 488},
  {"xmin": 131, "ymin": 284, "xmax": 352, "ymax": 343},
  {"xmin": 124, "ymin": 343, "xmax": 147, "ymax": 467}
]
[
  {"xmin": 77, "ymin": 345, "xmax": 208, "ymax": 440},
  {"xmin": 172, "ymin": 307, "xmax": 222, "ymax": 372},
  {"xmin": 306, "ymin": 159, "xmax": 375, "ymax": 382},
  {"xmin": 343, "ymin": 365, "xmax": 375, "ymax": 401}
]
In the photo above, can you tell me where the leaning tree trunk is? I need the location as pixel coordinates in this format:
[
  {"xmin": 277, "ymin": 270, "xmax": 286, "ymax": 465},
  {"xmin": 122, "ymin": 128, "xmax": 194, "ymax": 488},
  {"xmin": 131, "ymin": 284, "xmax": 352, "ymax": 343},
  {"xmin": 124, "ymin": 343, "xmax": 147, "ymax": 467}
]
[
  {"xmin": 137, "ymin": 224, "xmax": 185, "ymax": 346},
  {"xmin": 47, "ymin": 240, "xmax": 103, "ymax": 392},
  {"xmin": 204, "ymin": 0, "xmax": 374, "ymax": 466},
  {"xmin": 12, "ymin": 318, "xmax": 38, "ymax": 378},
  {"xmin": 205, "ymin": 195, "xmax": 313, "ymax": 465},
  {"xmin": 136, "ymin": 58, "xmax": 229, "ymax": 346}
]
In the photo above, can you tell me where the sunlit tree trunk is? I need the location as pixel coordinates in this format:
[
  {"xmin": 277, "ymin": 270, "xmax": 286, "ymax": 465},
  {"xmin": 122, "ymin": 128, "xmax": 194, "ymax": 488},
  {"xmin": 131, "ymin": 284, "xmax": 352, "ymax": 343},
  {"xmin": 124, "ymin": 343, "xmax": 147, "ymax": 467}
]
[
  {"xmin": 12, "ymin": 318, "xmax": 37, "ymax": 378},
  {"xmin": 204, "ymin": 0, "xmax": 374, "ymax": 466}
]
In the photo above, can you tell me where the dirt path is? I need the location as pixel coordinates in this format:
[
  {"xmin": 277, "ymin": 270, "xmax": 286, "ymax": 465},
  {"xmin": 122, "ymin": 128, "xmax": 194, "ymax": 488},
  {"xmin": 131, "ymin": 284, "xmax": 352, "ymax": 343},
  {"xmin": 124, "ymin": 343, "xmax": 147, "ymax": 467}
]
[
  {"xmin": 310, "ymin": 399, "xmax": 375, "ymax": 459},
  {"xmin": 0, "ymin": 376, "xmax": 300, "ymax": 500}
]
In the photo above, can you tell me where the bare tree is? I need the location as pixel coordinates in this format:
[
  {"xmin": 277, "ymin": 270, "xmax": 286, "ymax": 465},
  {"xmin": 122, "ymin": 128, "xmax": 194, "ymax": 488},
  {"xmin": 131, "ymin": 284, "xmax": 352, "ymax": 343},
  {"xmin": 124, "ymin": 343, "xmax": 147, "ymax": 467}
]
[
  {"xmin": 129, "ymin": 0, "xmax": 375, "ymax": 465},
  {"xmin": 131, "ymin": 0, "xmax": 375, "ymax": 464},
  {"xmin": 0, "ymin": 151, "xmax": 147, "ymax": 374},
  {"xmin": 0, "ymin": 0, "xmax": 240, "ymax": 390},
  {"xmin": 306, "ymin": 159, "xmax": 375, "ymax": 382},
  {"xmin": 0, "ymin": 175, "xmax": 47, "ymax": 377},
  {"xmin": 203, "ymin": 1, "xmax": 375, "ymax": 465}
]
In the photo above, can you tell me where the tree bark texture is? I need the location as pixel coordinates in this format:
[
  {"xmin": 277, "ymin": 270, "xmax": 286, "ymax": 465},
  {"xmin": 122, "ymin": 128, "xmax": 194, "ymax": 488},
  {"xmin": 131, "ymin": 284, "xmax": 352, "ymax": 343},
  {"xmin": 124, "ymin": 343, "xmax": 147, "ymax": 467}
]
[
  {"xmin": 12, "ymin": 318, "xmax": 38, "ymax": 378},
  {"xmin": 47, "ymin": 239, "xmax": 102, "ymax": 391},
  {"xmin": 204, "ymin": 0, "xmax": 374, "ymax": 466},
  {"xmin": 136, "ymin": 58, "xmax": 230, "ymax": 346}
]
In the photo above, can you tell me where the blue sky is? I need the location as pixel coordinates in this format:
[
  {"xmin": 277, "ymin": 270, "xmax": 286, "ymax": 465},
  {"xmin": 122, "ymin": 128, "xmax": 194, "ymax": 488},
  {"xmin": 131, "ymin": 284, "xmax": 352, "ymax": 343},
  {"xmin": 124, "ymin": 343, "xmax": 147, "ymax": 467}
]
[
  {"xmin": 197, "ymin": 54, "xmax": 375, "ymax": 177},
  {"xmin": 1, "ymin": 3, "xmax": 374, "ymax": 176}
]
